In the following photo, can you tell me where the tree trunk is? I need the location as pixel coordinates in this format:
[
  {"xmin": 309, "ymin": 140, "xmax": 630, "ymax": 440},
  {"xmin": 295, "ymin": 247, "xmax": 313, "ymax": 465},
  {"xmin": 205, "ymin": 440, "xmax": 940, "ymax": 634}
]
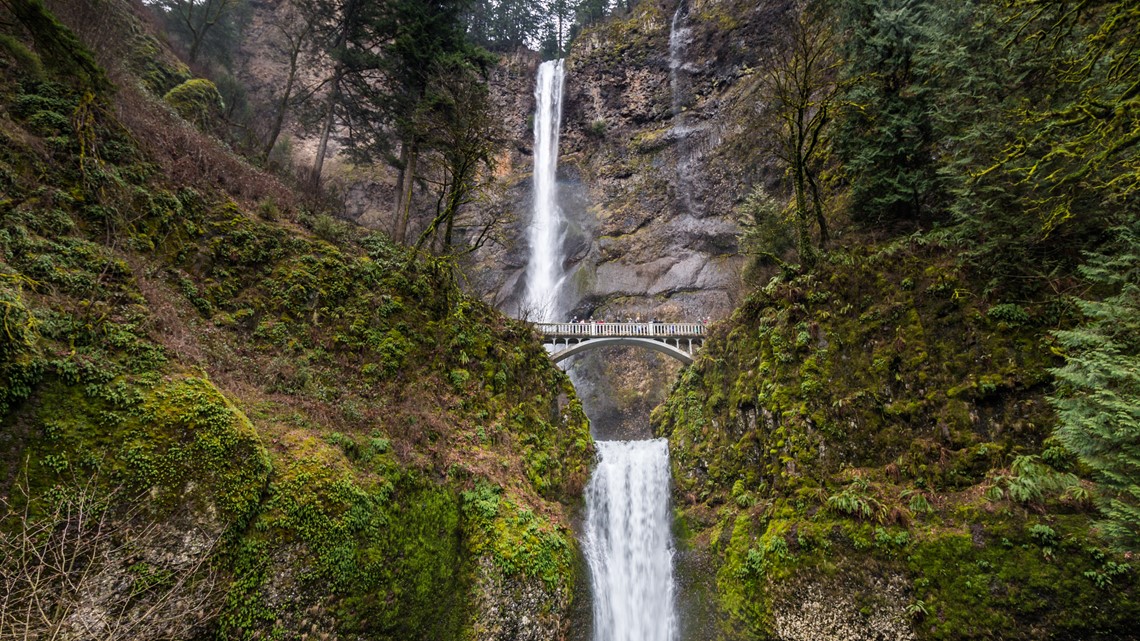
[
  {"xmin": 807, "ymin": 170, "xmax": 829, "ymax": 248},
  {"xmin": 394, "ymin": 143, "xmax": 418, "ymax": 244},
  {"xmin": 264, "ymin": 59, "xmax": 298, "ymax": 161},
  {"xmin": 794, "ymin": 166, "xmax": 816, "ymax": 268},
  {"xmin": 310, "ymin": 68, "xmax": 342, "ymax": 189}
]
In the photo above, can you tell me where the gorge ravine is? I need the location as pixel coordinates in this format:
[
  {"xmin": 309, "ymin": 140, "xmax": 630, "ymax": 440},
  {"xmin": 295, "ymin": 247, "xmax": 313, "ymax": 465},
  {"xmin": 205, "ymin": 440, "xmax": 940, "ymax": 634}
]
[{"xmin": 522, "ymin": 56, "xmax": 681, "ymax": 641}]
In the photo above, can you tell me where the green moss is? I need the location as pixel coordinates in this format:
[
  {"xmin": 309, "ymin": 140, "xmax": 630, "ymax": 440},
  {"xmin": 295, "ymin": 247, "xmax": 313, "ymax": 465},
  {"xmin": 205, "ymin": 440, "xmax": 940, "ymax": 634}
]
[
  {"xmin": 463, "ymin": 482, "xmax": 577, "ymax": 588},
  {"xmin": 910, "ymin": 523, "xmax": 1139, "ymax": 640},
  {"xmin": 23, "ymin": 375, "xmax": 270, "ymax": 521},
  {"xmin": 3, "ymin": 0, "xmax": 110, "ymax": 92},
  {"xmin": 163, "ymin": 78, "xmax": 224, "ymax": 129},
  {"xmin": 220, "ymin": 439, "xmax": 469, "ymax": 639},
  {"xmin": 0, "ymin": 271, "xmax": 43, "ymax": 415},
  {"xmin": 0, "ymin": 33, "xmax": 45, "ymax": 78},
  {"xmin": 656, "ymin": 244, "xmax": 1137, "ymax": 638}
]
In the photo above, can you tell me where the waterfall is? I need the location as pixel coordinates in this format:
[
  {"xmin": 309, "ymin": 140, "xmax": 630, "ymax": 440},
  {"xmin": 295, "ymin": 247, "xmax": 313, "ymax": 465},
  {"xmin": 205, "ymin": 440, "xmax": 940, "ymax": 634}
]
[
  {"xmin": 669, "ymin": 2, "xmax": 695, "ymax": 214},
  {"xmin": 524, "ymin": 59, "xmax": 567, "ymax": 322},
  {"xmin": 584, "ymin": 439, "xmax": 678, "ymax": 641},
  {"xmin": 522, "ymin": 59, "xmax": 680, "ymax": 641},
  {"xmin": 669, "ymin": 1, "xmax": 691, "ymax": 120}
]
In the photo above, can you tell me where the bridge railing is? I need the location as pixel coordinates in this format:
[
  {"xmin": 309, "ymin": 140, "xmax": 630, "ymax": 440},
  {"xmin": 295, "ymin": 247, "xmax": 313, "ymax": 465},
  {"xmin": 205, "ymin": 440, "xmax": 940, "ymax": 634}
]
[{"xmin": 534, "ymin": 322, "xmax": 706, "ymax": 338}]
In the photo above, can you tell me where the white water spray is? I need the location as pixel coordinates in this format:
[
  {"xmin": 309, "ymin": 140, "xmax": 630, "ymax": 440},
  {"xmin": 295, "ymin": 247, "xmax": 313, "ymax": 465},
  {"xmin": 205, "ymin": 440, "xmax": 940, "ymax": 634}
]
[
  {"xmin": 584, "ymin": 439, "xmax": 678, "ymax": 641},
  {"xmin": 524, "ymin": 59, "xmax": 567, "ymax": 322}
]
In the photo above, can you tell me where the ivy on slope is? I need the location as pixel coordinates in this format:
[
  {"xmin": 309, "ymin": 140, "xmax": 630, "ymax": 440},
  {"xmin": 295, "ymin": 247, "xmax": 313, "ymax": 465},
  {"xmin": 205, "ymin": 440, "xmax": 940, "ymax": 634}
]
[{"xmin": 654, "ymin": 240, "xmax": 1139, "ymax": 640}]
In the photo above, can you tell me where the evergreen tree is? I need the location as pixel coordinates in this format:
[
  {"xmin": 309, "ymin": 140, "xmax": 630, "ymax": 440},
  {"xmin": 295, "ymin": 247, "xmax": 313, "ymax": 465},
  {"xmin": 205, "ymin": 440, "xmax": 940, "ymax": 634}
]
[
  {"xmin": 934, "ymin": 0, "xmax": 1138, "ymax": 294},
  {"xmin": 372, "ymin": 0, "xmax": 489, "ymax": 243},
  {"xmin": 1050, "ymin": 223, "xmax": 1140, "ymax": 551},
  {"xmin": 152, "ymin": 0, "xmax": 242, "ymax": 64},
  {"xmin": 989, "ymin": 0, "xmax": 1140, "ymax": 234},
  {"xmin": 464, "ymin": 0, "xmax": 543, "ymax": 52},
  {"xmin": 834, "ymin": 0, "xmax": 944, "ymax": 227}
]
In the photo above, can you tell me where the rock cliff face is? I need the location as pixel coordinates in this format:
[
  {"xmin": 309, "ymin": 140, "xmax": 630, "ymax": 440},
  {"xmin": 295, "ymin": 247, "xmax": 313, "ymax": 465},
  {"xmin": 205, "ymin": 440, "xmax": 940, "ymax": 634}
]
[{"xmin": 471, "ymin": 0, "xmax": 792, "ymax": 436}]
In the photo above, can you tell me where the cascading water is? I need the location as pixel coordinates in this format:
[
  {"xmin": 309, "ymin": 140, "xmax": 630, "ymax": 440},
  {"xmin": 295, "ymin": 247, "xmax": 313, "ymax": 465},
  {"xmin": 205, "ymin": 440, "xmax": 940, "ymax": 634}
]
[
  {"xmin": 524, "ymin": 59, "xmax": 568, "ymax": 322},
  {"xmin": 669, "ymin": 1, "xmax": 692, "ymax": 120},
  {"xmin": 520, "ymin": 59, "xmax": 680, "ymax": 641},
  {"xmin": 584, "ymin": 439, "xmax": 678, "ymax": 641},
  {"xmin": 669, "ymin": 1, "xmax": 696, "ymax": 214}
]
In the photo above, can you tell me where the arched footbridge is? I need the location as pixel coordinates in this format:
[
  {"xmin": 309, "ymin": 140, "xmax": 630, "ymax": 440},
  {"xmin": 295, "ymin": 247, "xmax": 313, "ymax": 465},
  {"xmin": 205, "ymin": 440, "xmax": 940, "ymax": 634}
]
[{"xmin": 535, "ymin": 322, "xmax": 706, "ymax": 364}]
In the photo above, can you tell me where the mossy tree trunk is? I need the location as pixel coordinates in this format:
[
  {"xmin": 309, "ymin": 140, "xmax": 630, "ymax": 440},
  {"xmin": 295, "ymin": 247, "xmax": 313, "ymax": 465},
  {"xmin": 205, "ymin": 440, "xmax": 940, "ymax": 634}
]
[{"xmin": 1, "ymin": 0, "xmax": 109, "ymax": 91}]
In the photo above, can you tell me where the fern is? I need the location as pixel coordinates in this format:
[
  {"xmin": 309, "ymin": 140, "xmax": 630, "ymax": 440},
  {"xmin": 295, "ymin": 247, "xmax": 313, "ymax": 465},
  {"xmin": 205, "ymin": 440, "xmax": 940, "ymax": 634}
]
[
  {"xmin": 986, "ymin": 455, "xmax": 1083, "ymax": 506},
  {"xmin": 827, "ymin": 477, "xmax": 883, "ymax": 521}
]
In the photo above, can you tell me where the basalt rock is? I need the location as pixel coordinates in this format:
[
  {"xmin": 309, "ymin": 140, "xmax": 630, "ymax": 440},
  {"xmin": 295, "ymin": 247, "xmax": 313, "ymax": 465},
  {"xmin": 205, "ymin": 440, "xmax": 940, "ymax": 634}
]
[{"xmin": 469, "ymin": 0, "xmax": 795, "ymax": 436}]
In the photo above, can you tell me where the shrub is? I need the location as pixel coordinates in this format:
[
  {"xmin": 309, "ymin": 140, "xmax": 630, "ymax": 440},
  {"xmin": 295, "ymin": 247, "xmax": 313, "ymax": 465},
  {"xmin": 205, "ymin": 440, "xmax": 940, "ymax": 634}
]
[{"xmin": 987, "ymin": 303, "xmax": 1030, "ymax": 327}]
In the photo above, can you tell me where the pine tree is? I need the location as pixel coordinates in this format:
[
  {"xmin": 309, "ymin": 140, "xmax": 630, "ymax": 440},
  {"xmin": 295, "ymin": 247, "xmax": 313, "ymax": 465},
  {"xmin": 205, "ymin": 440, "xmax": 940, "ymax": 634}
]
[{"xmin": 1050, "ymin": 223, "xmax": 1140, "ymax": 551}]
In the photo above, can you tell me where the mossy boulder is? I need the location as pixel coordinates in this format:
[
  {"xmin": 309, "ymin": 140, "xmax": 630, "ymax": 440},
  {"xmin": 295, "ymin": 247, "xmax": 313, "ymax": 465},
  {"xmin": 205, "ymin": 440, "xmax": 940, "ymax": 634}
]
[
  {"xmin": 163, "ymin": 78, "xmax": 225, "ymax": 130},
  {"xmin": 17, "ymin": 375, "xmax": 270, "ymax": 521}
]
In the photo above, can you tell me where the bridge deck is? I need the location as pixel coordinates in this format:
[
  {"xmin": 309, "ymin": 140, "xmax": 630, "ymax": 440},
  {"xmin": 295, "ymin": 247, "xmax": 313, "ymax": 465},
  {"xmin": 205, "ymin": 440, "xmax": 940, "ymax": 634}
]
[{"xmin": 535, "ymin": 322, "xmax": 706, "ymax": 339}]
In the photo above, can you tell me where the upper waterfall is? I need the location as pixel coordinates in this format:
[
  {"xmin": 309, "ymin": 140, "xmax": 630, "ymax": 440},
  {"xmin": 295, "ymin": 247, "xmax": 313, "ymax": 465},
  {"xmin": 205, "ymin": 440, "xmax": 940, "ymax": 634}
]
[
  {"xmin": 669, "ymin": 1, "xmax": 696, "ymax": 215},
  {"xmin": 524, "ymin": 59, "xmax": 568, "ymax": 322},
  {"xmin": 669, "ymin": 1, "xmax": 691, "ymax": 119}
]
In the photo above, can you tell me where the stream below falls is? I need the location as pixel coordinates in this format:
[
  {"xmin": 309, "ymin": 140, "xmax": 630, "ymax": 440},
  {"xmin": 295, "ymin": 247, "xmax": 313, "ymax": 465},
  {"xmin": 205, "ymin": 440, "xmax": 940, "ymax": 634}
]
[{"xmin": 583, "ymin": 439, "xmax": 679, "ymax": 641}]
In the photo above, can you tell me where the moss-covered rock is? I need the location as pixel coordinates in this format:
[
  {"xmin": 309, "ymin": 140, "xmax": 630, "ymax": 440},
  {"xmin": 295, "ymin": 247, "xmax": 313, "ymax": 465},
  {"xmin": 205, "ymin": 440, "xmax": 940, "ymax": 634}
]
[
  {"xmin": 18, "ymin": 375, "xmax": 270, "ymax": 521},
  {"xmin": 655, "ymin": 242, "xmax": 1139, "ymax": 640},
  {"xmin": 163, "ymin": 78, "xmax": 224, "ymax": 130}
]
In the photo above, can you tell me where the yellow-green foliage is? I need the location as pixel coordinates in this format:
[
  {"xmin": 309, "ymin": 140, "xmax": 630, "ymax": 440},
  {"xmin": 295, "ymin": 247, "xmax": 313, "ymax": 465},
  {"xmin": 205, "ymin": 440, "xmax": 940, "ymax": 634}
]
[
  {"xmin": 163, "ymin": 78, "xmax": 224, "ymax": 129},
  {"xmin": 0, "ymin": 45, "xmax": 593, "ymax": 640},
  {"xmin": 220, "ymin": 434, "xmax": 470, "ymax": 639},
  {"xmin": 22, "ymin": 376, "xmax": 270, "ymax": 521},
  {"xmin": 462, "ymin": 482, "xmax": 577, "ymax": 588},
  {"xmin": 0, "ymin": 272, "xmax": 42, "ymax": 416},
  {"xmin": 655, "ymin": 242, "xmax": 1139, "ymax": 639}
]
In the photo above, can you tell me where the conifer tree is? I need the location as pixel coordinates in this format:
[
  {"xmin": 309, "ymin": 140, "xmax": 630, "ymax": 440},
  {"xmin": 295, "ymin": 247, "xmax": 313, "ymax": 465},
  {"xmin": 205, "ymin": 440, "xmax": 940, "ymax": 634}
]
[
  {"xmin": 1050, "ymin": 223, "xmax": 1140, "ymax": 551},
  {"xmin": 834, "ymin": 0, "xmax": 943, "ymax": 226}
]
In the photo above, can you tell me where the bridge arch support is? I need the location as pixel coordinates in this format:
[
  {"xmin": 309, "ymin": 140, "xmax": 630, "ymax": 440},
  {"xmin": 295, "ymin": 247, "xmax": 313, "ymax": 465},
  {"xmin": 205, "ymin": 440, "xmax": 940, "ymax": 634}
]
[
  {"xmin": 548, "ymin": 337, "xmax": 695, "ymax": 364},
  {"xmin": 535, "ymin": 322, "xmax": 705, "ymax": 365}
]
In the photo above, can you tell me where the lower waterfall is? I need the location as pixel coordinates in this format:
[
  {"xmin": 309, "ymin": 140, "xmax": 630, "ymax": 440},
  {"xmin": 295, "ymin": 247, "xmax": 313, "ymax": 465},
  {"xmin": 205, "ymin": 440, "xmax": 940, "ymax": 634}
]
[{"xmin": 583, "ymin": 439, "xmax": 678, "ymax": 641}]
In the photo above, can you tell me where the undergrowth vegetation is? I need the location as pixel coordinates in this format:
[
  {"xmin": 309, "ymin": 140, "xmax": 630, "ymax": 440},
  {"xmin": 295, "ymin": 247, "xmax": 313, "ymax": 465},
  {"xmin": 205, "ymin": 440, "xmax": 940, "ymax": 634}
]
[
  {"xmin": 0, "ymin": 7, "xmax": 592, "ymax": 639},
  {"xmin": 655, "ymin": 240, "xmax": 1139, "ymax": 639}
]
